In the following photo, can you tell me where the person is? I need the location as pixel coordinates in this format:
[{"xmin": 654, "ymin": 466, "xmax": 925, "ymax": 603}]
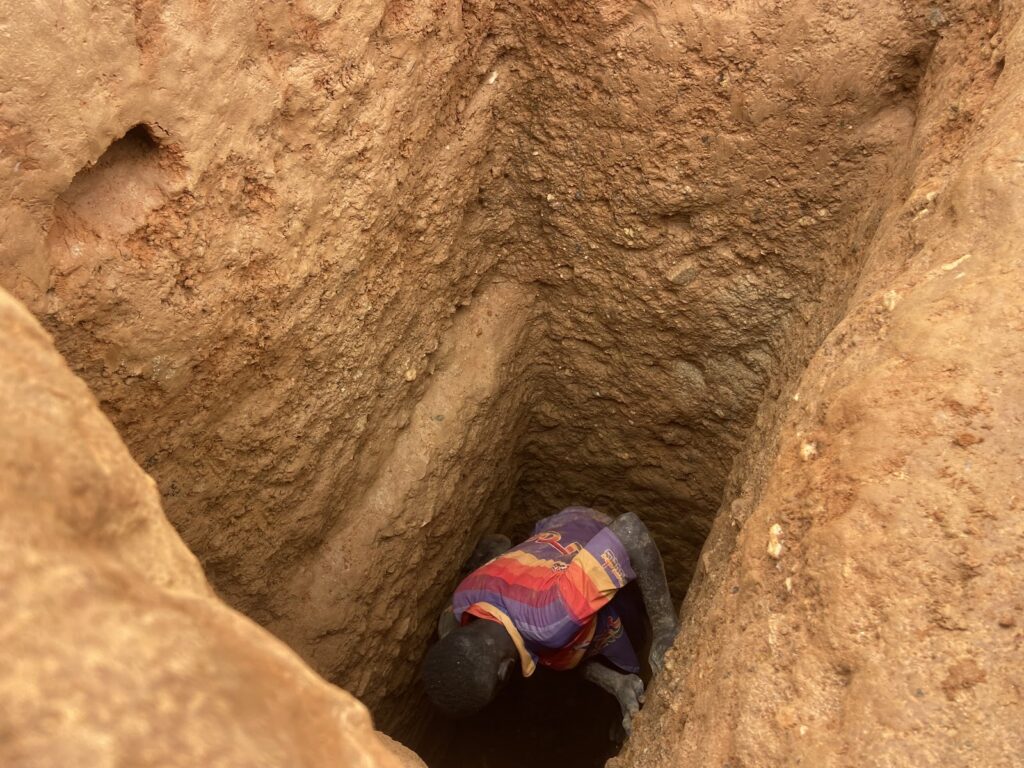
[{"xmin": 421, "ymin": 506, "xmax": 678, "ymax": 734}]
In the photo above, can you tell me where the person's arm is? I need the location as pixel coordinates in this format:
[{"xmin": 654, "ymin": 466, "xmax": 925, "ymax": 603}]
[
  {"xmin": 580, "ymin": 661, "xmax": 645, "ymax": 735},
  {"xmin": 608, "ymin": 512, "xmax": 678, "ymax": 675}
]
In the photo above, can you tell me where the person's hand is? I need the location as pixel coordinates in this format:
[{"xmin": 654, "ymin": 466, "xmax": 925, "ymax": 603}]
[
  {"xmin": 649, "ymin": 628, "xmax": 676, "ymax": 677},
  {"xmin": 613, "ymin": 673, "xmax": 646, "ymax": 735}
]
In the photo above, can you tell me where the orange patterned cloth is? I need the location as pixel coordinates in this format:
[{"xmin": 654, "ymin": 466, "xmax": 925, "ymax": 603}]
[{"xmin": 452, "ymin": 507, "xmax": 640, "ymax": 676}]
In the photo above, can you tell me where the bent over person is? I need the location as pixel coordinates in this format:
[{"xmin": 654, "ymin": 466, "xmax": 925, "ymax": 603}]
[{"xmin": 421, "ymin": 506, "xmax": 678, "ymax": 734}]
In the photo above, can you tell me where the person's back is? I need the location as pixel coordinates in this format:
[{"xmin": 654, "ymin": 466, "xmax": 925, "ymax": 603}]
[
  {"xmin": 422, "ymin": 506, "xmax": 678, "ymax": 734},
  {"xmin": 452, "ymin": 506, "xmax": 640, "ymax": 675}
]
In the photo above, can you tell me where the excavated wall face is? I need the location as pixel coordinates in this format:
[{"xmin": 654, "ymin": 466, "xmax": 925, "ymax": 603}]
[
  {"xmin": 0, "ymin": 0, "xmax": 1012, "ymax": 766},
  {"xmin": 613, "ymin": 4, "xmax": 1023, "ymax": 766},
  {"xmin": 1, "ymin": 0, "xmax": 526, "ymax": 718},
  {"xmin": 493, "ymin": 0, "xmax": 936, "ymax": 600}
]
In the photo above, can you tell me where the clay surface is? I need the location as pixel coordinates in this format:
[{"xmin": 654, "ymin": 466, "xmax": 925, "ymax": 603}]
[
  {"xmin": 0, "ymin": 290, "xmax": 416, "ymax": 766},
  {"xmin": 616, "ymin": 5, "xmax": 1024, "ymax": 767}
]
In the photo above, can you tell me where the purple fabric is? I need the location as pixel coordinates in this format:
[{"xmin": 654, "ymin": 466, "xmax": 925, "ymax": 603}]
[{"xmin": 452, "ymin": 507, "xmax": 641, "ymax": 674}]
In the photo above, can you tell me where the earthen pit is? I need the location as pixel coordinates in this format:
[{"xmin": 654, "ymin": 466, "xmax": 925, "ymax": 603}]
[{"xmin": 2, "ymin": 1, "xmax": 1003, "ymax": 766}]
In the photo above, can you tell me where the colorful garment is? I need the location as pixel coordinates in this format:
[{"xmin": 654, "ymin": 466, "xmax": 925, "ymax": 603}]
[{"xmin": 451, "ymin": 507, "xmax": 640, "ymax": 676}]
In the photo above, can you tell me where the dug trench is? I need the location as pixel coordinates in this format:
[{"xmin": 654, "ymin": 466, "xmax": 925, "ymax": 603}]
[{"xmin": 0, "ymin": 1, "xmax": 1013, "ymax": 767}]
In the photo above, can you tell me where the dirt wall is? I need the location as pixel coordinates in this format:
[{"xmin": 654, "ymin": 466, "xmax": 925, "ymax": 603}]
[
  {"xmin": 1, "ymin": 0, "xmax": 525, "ymax": 717},
  {"xmin": 494, "ymin": 0, "xmax": 942, "ymax": 600},
  {"xmin": 616, "ymin": 4, "xmax": 1024, "ymax": 767},
  {"xmin": 0, "ymin": 288, "xmax": 419, "ymax": 768}
]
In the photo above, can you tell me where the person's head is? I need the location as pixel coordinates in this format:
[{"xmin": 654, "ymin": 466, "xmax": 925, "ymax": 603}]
[{"xmin": 421, "ymin": 621, "xmax": 517, "ymax": 717}]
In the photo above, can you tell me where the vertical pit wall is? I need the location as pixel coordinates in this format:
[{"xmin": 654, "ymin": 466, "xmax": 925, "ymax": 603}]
[
  {"xmin": 493, "ymin": 0, "xmax": 934, "ymax": 599},
  {"xmin": 615, "ymin": 5, "xmax": 1024, "ymax": 766},
  {"xmin": 2, "ymin": 0, "xmax": 523, "ymax": 714},
  {"xmin": 1, "ymin": 0, "xmax": 1021, "ymax": 766}
]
